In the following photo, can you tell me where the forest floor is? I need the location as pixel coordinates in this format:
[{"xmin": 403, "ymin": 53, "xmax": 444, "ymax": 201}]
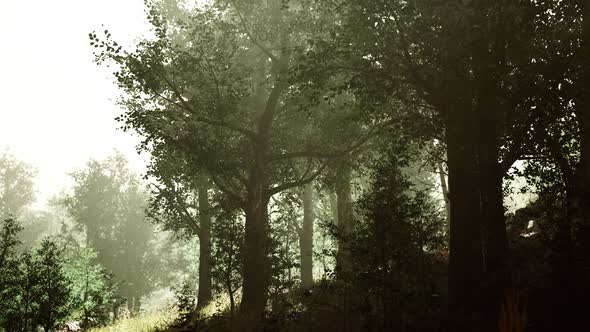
[{"xmin": 88, "ymin": 308, "xmax": 178, "ymax": 332}]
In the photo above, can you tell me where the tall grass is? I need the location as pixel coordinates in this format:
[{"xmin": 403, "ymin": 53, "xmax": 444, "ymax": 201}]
[{"xmin": 88, "ymin": 308, "xmax": 178, "ymax": 332}]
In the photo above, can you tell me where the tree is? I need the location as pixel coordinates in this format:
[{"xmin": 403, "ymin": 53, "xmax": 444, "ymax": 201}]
[
  {"xmin": 2, "ymin": 238, "xmax": 73, "ymax": 332},
  {"xmin": 63, "ymin": 152, "xmax": 154, "ymax": 314},
  {"xmin": 0, "ymin": 217, "xmax": 24, "ymax": 327},
  {"xmin": 4, "ymin": 249, "xmax": 42, "ymax": 332},
  {"xmin": 146, "ymin": 146, "xmax": 214, "ymax": 310},
  {"xmin": 311, "ymin": 0, "xmax": 548, "ymax": 328},
  {"xmin": 299, "ymin": 183, "xmax": 314, "ymax": 290},
  {"xmin": 0, "ymin": 217, "xmax": 22, "ymax": 269},
  {"xmin": 92, "ymin": 0, "xmax": 374, "ymax": 322},
  {"xmin": 0, "ymin": 151, "xmax": 36, "ymax": 218},
  {"xmin": 333, "ymin": 161, "xmax": 354, "ymax": 279},
  {"xmin": 35, "ymin": 239, "xmax": 72, "ymax": 332},
  {"xmin": 354, "ymin": 152, "xmax": 445, "ymax": 330},
  {"xmin": 65, "ymin": 246, "xmax": 118, "ymax": 329},
  {"xmin": 210, "ymin": 198, "xmax": 244, "ymax": 320},
  {"xmin": 506, "ymin": 2, "xmax": 590, "ymax": 328}
]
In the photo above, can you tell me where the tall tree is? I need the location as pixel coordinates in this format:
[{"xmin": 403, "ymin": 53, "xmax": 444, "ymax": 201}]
[
  {"xmin": 147, "ymin": 147, "xmax": 214, "ymax": 310},
  {"xmin": 35, "ymin": 238, "xmax": 72, "ymax": 332},
  {"xmin": 334, "ymin": 162, "xmax": 354, "ymax": 278},
  {"xmin": 63, "ymin": 153, "xmax": 153, "ymax": 314},
  {"xmin": 0, "ymin": 217, "xmax": 23, "ymax": 327},
  {"xmin": 313, "ymin": 1, "xmax": 545, "ymax": 328},
  {"xmin": 515, "ymin": 2, "xmax": 590, "ymax": 328},
  {"xmin": 196, "ymin": 185, "xmax": 213, "ymax": 309},
  {"xmin": 92, "ymin": 0, "xmax": 374, "ymax": 323},
  {"xmin": 300, "ymin": 183, "xmax": 314, "ymax": 289}
]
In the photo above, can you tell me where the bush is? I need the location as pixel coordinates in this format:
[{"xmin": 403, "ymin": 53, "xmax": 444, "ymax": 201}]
[
  {"xmin": 350, "ymin": 156, "xmax": 447, "ymax": 331},
  {"xmin": 0, "ymin": 217, "xmax": 23, "ymax": 326},
  {"xmin": 1, "ymin": 236, "xmax": 73, "ymax": 332},
  {"xmin": 66, "ymin": 246, "xmax": 120, "ymax": 329}
]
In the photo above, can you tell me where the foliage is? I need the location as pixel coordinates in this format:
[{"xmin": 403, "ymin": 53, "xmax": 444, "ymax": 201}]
[
  {"xmin": 1, "ymin": 234, "xmax": 73, "ymax": 332},
  {"xmin": 71, "ymin": 0, "xmax": 590, "ymax": 330},
  {"xmin": 172, "ymin": 278, "xmax": 196, "ymax": 322},
  {"xmin": 65, "ymin": 246, "xmax": 120, "ymax": 329},
  {"xmin": 62, "ymin": 152, "xmax": 155, "ymax": 311},
  {"xmin": 266, "ymin": 190, "xmax": 303, "ymax": 306},
  {"xmin": 0, "ymin": 217, "xmax": 24, "ymax": 327},
  {"xmin": 350, "ymin": 153, "xmax": 446, "ymax": 330},
  {"xmin": 0, "ymin": 151, "xmax": 37, "ymax": 218},
  {"xmin": 35, "ymin": 239, "xmax": 73, "ymax": 332},
  {"xmin": 210, "ymin": 197, "xmax": 243, "ymax": 317}
]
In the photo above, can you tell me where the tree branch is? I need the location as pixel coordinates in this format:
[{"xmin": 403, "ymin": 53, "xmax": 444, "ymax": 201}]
[
  {"xmin": 152, "ymin": 183, "xmax": 200, "ymax": 235},
  {"xmin": 210, "ymin": 174, "xmax": 244, "ymax": 204},
  {"xmin": 268, "ymin": 123, "xmax": 382, "ymax": 162},
  {"xmin": 230, "ymin": 0, "xmax": 278, "ymax": 63},
  {"xmin": 156, "ymin": 71, "xmax": 258, "ymax": 139},
  {"xmin": 269, "ymin": 163, "xmax": 328, "ymax": 195},
  {"xmin": 390, "ymin": 12, "xmax": 435, "ymax": 102}
]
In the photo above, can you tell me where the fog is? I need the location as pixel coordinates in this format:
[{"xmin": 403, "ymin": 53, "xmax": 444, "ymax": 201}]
[{"xmin": 0, "ymin": 0, "xmax": 150, "ymax": 207}]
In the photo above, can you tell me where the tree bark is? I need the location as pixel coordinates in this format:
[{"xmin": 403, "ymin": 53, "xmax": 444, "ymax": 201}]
[
  {"xmin": 476, "ymin": 90, "xmax": 508, "ymax": 328},
  {"xmin": 300, "ymin": 183, "xmax": 314, "ymax": 289},
  {"xmin": 239, "ymin": 176, "xmax": 270, "ymax": 327},
  {"xmin": 196, "ymin": 185, "xmax": 212, "ymax": 310},
  {"xmin": 329, "ymin": 191, "xmax": 338, "ymax": 225},
  {"xmin": 444, "ymin": 100, "xmax": 485, "ymax": 331},
  {"xmin": 573, "ymin": 4, "xmax": 590, "ymax": 322},
  {"xmin": 577, "ymin": 1, "xmax": 590, "ymax": 202},
  {"xmin": 335, "ymin": 163, "xmax": 354, "ymax": 279},
  {"xmin": 548, "ymin": 140, "xmax": 576, "ymax": 330}
]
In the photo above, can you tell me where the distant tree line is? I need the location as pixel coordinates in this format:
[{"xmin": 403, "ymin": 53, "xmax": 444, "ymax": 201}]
[{"xmin": 0, "ymin": 151, "xmax": 192, "ymax": 331}]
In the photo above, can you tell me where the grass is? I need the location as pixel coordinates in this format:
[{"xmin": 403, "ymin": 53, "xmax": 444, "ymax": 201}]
[{"xmin": 88, "ymin": 308, "xmax": 178, "ymax": 332}]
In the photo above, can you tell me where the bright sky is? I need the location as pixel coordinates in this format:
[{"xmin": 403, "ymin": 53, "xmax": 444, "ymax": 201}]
[{"xmin": 0, "ymin": 0, "xmax": 153, "ymax": 208}]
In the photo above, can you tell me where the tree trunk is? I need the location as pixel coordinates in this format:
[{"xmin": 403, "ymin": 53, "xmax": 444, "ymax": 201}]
[
  {"xmin": 329, "ymin": 191, "xmax": 338, "ymax": 225},
  {"xmin": 196, "ymin": 186, "xmax": 212, "ymax": 310},
  {"xmin": 445, "ymin": 101, "xmax": 485, "ymax": 331},
  {"xmin": 576, "ymin": 0, "xmax": 590, "ymax": 211},
  {"xmin": 550, "ymin": 146, "xmax": 576, "ymax": 331},
  {"xmin": 477, "ymin": 93, "xmax": 507, "ymax": 328},
  {"xmin": 239, "ymin": 178, "xmax": 270, "ymax": 327},
  {"xmin": 127, "ymin": 297, "xmax": 135, "ymax": 317},
  {"xmin": 437, "ymin": 162, "xmax": 451, "ymax": 235},
  {"xmin": 335, "ymin": 163, "xmax": 354, "ymax": 279},
  {"xmin": 572, "ymin": 4, "xmax": 590, "ymax": 328},
  {"xmin": 300, "ymin": 183, "xmax": 314, "ymax": 289}
]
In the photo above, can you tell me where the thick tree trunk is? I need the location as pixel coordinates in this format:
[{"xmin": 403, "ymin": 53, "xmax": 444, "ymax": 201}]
[
  {"xmin": 239, "ymin": 178, "xmax": 270, "ymax": 327},
  {"xmin": 300, "ymin": 183, "xmax": 314, "ymax": 289},
  {"xmin": 335, "ymin": 163, "xmax": 354, "ymax": 278},
  {"xmin": 477, "ymin": 94, "xmax": 508, "ymax": 328},
  {"xmin": 196, "ymin": 186, "xmax": 212, "ymax": 310},
  {"xmin": 577, "ymin": 1, "xmax": 590, "ymax": 202},
  {"xmin": 573, "ymin": 5, "xmax": 590, "ymax": 325},
  {"xmin": 549, "ymin": 146, "xmax": 576, "ymax": 331},
  {"xmin": 445, "ymin": 101, "xmax": 485, "ymax": 331}
]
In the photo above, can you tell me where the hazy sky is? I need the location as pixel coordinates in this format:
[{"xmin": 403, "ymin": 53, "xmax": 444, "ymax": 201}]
[{"xmin": 0, "ymin": 0, "xmax": 153, "ymax": 208}]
